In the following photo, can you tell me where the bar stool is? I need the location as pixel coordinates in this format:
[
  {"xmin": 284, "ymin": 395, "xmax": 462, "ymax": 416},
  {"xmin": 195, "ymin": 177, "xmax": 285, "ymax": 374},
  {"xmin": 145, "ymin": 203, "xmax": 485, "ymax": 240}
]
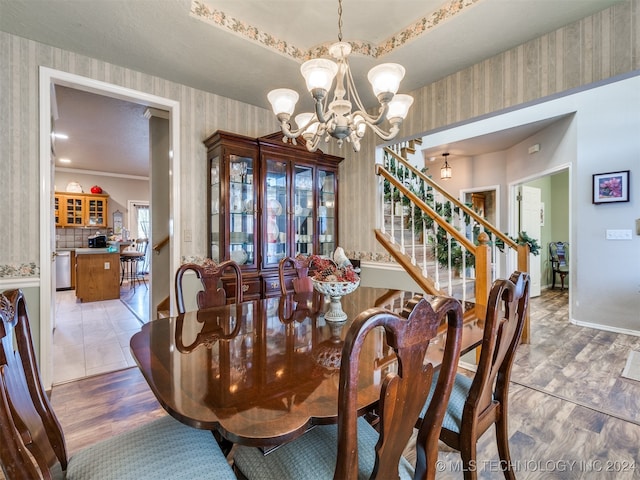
[{"xmin": 120, "ymin": 239, "xmax": 148, "ymax": 290}]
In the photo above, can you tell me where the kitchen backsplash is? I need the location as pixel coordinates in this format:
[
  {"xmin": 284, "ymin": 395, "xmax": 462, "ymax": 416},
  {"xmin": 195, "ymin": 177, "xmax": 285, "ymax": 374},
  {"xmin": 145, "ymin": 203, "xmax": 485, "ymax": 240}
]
[{"xmin": 56, "ymin": 227, "xmax": 113, "ymax": 249}]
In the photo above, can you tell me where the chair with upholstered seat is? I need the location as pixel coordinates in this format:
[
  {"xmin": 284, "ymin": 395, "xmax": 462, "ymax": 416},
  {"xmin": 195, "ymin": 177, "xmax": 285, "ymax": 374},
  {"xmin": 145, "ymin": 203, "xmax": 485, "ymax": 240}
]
[
  {"xmin": 549, "ymin": 241, "xmax": 569, "ymax": 290},
  {"xmin": 278, "ymin": 255, "xmax": 314, "ymax": 295},
  {"xmin": 418, "ymin": 271, "xmax": 530, "ymax": 480},
  {"xmin": 175, "ymin": 260, "xmax": 244, "ymax": 314},
  {"xmin": 233, "ymin": 293, "xmax": 464, "ymax": 480},
  {"xmin": 0, "ymin": 289, "xmax": 236, "ymax": 480}
]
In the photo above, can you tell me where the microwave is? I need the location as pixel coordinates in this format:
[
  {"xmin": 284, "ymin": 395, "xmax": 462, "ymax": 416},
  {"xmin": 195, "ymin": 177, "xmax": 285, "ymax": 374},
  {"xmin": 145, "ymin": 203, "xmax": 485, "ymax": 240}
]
[{"xmin": 88, "ymin": 234, "xmax": 107, "ymax": 248}]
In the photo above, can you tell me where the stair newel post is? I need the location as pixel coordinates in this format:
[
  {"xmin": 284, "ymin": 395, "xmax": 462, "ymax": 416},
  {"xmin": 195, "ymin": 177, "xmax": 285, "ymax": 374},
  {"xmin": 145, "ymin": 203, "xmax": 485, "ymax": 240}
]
[
  {"xmin": 517, "ymin": 242, "xmax": 531, "ymax": 344},
  {"xmin": 474, "ymin": 232, "xmax": 492, "ymax": 322}
]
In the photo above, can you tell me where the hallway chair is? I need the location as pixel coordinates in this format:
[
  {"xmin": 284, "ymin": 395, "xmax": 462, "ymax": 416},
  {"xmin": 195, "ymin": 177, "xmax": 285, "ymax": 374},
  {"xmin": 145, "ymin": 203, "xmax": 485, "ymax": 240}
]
[
  {"xmin": 0, "ymin": 289, "xmax": 236, "ymax": 480},
  {"xmin": 549, "ymin": 241, "xmax": 569, "ymax": 290}
]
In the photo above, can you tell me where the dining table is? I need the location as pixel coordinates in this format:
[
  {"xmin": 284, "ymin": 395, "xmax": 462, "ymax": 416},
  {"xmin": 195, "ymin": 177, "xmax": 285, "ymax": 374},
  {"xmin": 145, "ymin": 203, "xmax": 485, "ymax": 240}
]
[{"xmin": 129, "ymin": 286, "xmax": 484, "ymax": 449}]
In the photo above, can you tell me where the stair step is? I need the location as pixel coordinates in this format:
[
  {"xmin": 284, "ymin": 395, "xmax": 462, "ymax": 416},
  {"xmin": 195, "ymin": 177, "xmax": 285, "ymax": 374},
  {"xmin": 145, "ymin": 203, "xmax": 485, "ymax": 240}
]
[{"xmin": 401, "ymin": 146, "xmax": 416, "ymax": 156}]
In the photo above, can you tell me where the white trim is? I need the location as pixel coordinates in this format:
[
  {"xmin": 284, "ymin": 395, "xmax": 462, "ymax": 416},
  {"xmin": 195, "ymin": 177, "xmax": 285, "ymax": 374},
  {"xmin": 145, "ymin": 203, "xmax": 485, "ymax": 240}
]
[
  {"xmin": 360, "ymin": 260, "xmax": 405, "ymax": 271},
  {"xmin": 0, "ymin": 278, "xmax": 40, "ymax": 289},
  {"xmin": 39, "ymin": 66, "xmax": 181, "ymax": 389},
  {"xmin": 56, "ymin": 167, "xmax": 149, "ymax": 181},
  {"xmin": 458, "ymin": 360, "xmax": 478, "ymax": 372},
  {"xmin": 571, "ymin": 318, "xmax": 640, "ymax": 338}
]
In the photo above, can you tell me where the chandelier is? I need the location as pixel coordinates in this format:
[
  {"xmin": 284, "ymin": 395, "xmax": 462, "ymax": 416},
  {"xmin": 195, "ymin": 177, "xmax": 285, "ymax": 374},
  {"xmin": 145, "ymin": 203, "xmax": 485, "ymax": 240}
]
[
  {"xmin": 440, "ymin": 153, "xmax": 452, "ymax": 180},
  {"xmin": 267, "ymin": 0, "xmax": 414, "ymax": 153}
]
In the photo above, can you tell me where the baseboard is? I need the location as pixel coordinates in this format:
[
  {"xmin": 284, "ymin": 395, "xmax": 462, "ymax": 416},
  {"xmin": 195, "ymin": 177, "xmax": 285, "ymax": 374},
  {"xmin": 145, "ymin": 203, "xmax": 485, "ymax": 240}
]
[{"xmin": 570, "ymin": 318, "xmax": 640, "ymax": 338}]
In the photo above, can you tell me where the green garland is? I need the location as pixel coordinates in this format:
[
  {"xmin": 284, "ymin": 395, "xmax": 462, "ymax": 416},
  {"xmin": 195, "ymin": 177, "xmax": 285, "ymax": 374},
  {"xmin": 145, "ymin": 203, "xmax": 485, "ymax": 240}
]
[
  {"xmin": 382, "ymin": 151, "xmax": 540, "ymax": 275},
  {"xmin": 495, "ymin": 231, "xmax": 541, "ymax": 256}
]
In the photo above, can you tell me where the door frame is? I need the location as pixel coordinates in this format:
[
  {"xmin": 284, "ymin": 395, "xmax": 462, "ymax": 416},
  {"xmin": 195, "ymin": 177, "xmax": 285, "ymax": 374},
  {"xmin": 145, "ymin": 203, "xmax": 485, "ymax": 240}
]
[
  {"xmin": 39, "ymin": 67, "xmax": 181, "ymax": 389},
  {"xmin": 508, "ymin": 163, "xmax": 571, "ymax": 303}
]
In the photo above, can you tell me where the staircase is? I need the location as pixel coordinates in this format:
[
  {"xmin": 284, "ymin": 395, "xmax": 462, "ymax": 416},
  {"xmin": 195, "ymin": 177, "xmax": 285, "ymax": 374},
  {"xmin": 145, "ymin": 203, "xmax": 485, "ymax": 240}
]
[{"xmin": 375, "ymin": 144, "xmax": 531, "ymax": 342}]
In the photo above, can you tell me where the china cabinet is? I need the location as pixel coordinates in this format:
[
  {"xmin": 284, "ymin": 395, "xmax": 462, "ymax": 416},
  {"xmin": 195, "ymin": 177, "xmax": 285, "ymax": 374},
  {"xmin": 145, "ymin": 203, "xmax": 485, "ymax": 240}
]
[{"xmin": 204, "ymin": 131, "xmax": 343, "ymax": 299}]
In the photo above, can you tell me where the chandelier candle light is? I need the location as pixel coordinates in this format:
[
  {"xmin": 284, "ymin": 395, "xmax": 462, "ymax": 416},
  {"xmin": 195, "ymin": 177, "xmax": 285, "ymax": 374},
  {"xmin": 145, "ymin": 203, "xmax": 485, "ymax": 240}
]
[{"xmin": 267, "ymin": 0, "xmax": 414, "ymax": 153}]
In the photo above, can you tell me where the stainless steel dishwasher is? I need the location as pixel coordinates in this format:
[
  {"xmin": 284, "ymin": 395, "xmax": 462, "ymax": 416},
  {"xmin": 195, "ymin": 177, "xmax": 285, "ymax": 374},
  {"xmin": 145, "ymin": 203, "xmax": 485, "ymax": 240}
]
[{"xmin": 56, "ymin": 250, "xmax": 72, "ymax": 290}]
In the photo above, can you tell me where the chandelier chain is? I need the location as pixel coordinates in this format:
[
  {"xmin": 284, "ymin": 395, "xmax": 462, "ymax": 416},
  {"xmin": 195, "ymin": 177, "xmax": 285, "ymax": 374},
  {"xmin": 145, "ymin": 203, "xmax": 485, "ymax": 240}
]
[
  {"xmin": 265, "ymin": 0, "xmax": 413, "ymax": 152},
  {"xmin": 337, "ymin": 0, "xmax": 343, "ymax": 42}
]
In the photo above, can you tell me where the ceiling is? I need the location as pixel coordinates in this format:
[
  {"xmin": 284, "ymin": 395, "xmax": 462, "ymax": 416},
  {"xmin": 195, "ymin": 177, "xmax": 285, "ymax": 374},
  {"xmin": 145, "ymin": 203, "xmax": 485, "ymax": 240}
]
[{"xmin": 1, "ymin": 0, "xmax": 622, "ymax": 176}]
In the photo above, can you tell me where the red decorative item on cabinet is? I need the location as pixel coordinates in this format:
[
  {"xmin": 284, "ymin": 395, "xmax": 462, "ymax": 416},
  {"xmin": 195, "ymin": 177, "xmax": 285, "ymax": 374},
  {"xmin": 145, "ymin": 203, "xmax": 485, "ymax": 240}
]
[{"xmin": 90, "ymin": 185, "xmax": 103, "ymax": 194}]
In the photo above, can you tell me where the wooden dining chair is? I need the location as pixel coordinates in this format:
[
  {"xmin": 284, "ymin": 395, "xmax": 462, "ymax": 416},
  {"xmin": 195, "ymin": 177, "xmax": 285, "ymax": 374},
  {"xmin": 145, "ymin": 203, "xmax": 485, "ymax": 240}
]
[
  {"xmin": 278, "ymin": 255, "xmax": 314, "ymax": 295},
  {"xmin": 175, "ymin": 259, "xmax": 244, "ymax": 314},
  {"xmin": 233, "ymin": 294, "xmax": 464, "ymax": 480},
  {"xmin": 549, "ymin": 241, "xmax": 569, "ymax": 290},
  {"xmin": 418, "ymin": 271, "xmax": 530, "ymax": 480},
  {"xmin": 0, "ymin": 289, "xmax": 236, "ymax": 480}
]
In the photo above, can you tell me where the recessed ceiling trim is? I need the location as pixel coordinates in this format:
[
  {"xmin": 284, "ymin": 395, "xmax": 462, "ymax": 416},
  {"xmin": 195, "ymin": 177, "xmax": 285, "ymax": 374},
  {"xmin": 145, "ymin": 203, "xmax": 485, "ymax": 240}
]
[
  {"xmin": 191, "ymin": 0, "xmax": 482, "ymax": 61},
  {"xmin": 55, "ymin": 167, "xmax": 149, "ymax": 182}
]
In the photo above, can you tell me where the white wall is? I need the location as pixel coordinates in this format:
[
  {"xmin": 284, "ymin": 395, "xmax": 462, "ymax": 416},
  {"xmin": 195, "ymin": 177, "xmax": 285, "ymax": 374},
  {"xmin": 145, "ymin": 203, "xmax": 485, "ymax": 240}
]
[{"xmin": 419, "ymin": 73, "xmax": 640, "ymax": 333}]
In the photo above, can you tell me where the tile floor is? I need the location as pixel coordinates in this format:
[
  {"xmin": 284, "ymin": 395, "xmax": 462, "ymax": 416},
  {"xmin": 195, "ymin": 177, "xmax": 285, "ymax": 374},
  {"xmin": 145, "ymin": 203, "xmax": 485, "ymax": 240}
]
[{"xmin": 52, "ymin": 289, "xmax": 143, "ymax": 385}]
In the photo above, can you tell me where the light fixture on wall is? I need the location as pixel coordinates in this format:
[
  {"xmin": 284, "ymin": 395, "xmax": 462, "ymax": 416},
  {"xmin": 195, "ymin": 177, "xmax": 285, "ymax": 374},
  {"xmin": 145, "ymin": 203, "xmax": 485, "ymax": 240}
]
[
  {"xmin": 440, "ymin": 152, "xmax": 452, "ymax": 180},
  {"xmin": 266, "ymin": 0, "xmax": 414, "ymax": 153}
]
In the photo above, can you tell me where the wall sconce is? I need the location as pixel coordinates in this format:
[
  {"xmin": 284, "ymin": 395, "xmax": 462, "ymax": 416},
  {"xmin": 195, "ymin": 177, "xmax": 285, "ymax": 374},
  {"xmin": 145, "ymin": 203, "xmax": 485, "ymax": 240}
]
[{"xmin": 440, "ymin": 152, "xmax": 452, "ymax": 180}]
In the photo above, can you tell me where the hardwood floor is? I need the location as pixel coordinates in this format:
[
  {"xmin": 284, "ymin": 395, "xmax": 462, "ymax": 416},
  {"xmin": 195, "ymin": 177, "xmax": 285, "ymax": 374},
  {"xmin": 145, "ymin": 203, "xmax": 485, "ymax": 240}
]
[{"xmin": 46, "ymin": 288, "xmax": 640, "ymax": 479}]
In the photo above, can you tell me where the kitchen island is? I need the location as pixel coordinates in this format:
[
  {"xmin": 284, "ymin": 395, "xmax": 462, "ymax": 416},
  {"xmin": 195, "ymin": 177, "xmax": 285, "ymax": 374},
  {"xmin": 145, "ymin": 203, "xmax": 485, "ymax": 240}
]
[{"xmin": 75, "ymin": 248, "xmax": 120, "ymax": 302}]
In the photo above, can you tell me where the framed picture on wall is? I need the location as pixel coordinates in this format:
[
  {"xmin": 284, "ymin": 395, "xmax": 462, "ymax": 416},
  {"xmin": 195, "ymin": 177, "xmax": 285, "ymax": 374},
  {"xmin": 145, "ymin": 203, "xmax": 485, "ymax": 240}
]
[{"xmin": 592, "ymin": 170, "xmax": 629, "ymax": 204}]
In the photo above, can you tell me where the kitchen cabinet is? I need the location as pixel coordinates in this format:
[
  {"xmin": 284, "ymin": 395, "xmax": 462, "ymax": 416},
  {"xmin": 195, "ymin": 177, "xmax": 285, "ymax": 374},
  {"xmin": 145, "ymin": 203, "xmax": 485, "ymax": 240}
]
[
  {"xmin": 85, "ymin": 194, "xmax": 108, "ymax": 227},
  {"xmin": 204, "ymin": 131, "xmax": 343, "ymax": 298},
  {"xmin": 54, "ymin": 192, "xmax": 109, "ymax": 227},
  {"xmin": 58, "ymin": 194, "xmax": 84, "ymax": 227}
]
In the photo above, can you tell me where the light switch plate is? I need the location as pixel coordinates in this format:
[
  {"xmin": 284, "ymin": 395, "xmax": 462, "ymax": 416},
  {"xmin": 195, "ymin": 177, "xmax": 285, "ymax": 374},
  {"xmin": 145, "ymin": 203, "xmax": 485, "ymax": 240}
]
[{"xmin": 606, "ymin": 229, "xmax": 633, "ymax": 240}]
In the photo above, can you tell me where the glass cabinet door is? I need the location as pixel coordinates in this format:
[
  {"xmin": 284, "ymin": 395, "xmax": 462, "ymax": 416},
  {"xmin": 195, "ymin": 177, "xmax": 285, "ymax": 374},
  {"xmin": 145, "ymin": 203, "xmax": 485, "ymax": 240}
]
[
  {"xmin": 210, "ymin": 154, "xmax": 221, "ymax": 262},
  {"xmin": 228, "ymin": 154, "xmax": 256, "ymax": 267},
  {"xmin": 318, "ymin": 170, "xmax": 336, "ymax": 257},
  {"xmin": 294, "ymin": 165, "xmax": 314, "ymax": 257},
  {"xmin": 264, "ymin": 158, "xmax": 287, "ymax": 267}
]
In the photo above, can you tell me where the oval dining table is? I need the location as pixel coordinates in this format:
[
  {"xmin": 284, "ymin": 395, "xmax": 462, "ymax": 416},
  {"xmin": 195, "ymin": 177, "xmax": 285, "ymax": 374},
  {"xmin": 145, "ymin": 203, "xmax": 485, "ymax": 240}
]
[{"xmin": 129, "ymin": 286, "xmax": 483, "ymax": 449}]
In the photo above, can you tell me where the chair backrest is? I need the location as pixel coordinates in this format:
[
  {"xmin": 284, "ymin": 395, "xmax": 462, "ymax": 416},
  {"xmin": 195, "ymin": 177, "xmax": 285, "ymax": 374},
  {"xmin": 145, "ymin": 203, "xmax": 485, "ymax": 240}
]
[
  {"xmin": 549, "ymin": 241, "xmax": 568, "ymax": 267},
  {"xmin": 278, "ymin": 256, "xmax": 313, "ymax": 295},
  {"xmin": 335, "ymin": 294, "xmax": 464, "ymax": 479},
  {"xmin": 175, "ymin": 260, "xmax": 243, "ymax": 314},
  {"xmin": 464, "ymin": 271, "xmax": 530, "ymax": 426},
  {"xmin": 277, "ymin": 291, "xmax": 324, "ymax": 324},
  {"xmin": 0, "ymin": 289, "xmax": 69, "ymax": 478},
  {"xmin": 135, "ymin": 238, "xmax": 149, "ymax": 255}
]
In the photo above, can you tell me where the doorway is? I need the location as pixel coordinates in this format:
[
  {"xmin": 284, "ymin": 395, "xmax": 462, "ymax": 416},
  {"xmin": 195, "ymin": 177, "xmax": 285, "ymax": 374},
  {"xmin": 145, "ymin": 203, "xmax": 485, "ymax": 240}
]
[
  {"xmin": 39, "ymin": 67, "xmax": 181, "ymax": 389},
  {"xmin": 510, "ymin": 166, "xmax": 570, "ymax": 298}
]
